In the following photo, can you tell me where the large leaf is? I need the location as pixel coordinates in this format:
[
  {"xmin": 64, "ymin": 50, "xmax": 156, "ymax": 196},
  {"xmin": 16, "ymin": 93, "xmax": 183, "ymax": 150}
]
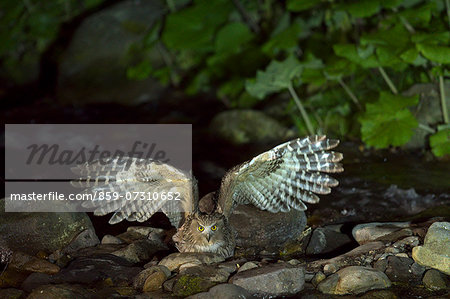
[
  {"xmin": 245, "ymin": 56, "xmax": 303, "ymax": 99},
  {"xmin": 416, "ymin": 44, "xmax": 450, "ymax": 64},
  {"xmin": 399, "ymin": 2, "xmax": 434, "ymax": 27},
  {"xmin": 338, "ymin": 0, "xmax": 381, "ymax": 18},
  {"xmin": 162, "ymin": 0, "xmax": 232, "ymax": 51},
  {"xmin": 333, "ymin": 44, "xmax": 379, "ymax": 68},
  {"xmin": 287, "ymin": 0, "xmax": 322, "ymax": 12},
  {"xmin": 262, "ymin": 22, "xmax": 302, "ymax": 56},
  {"xmin": 359, "ymin": 92, "xmax": 419, "ymax": 148},
  {"xmin": 430, "ymin": 129, "xmax": 450, "ymax": 157},
  {"xmin": 380, "ymin": 0, "xmax": 404, "ymax": 9},
  {"xmin": 215, "ymin": 22, "xmax": 253, "ymax": 54},
  {"xmin": 411, "ymin": 32, "xmax": 450, "ymax": 45}
]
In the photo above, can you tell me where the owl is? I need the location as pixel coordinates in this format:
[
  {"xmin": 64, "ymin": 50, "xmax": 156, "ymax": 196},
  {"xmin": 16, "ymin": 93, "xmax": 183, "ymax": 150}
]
[{"xmin": 71, "ymin": 135, "xmax": 343, "ymax": 258}]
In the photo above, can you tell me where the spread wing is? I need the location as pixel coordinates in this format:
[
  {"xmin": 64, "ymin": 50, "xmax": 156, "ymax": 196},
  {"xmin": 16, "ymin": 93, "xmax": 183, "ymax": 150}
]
[
  {"xmin": 71, "ymin": 157, "xmax": 197, "ymax": 228},
  {"xmin": 217, "ymin": 136, "xmax": 343, "ymax": 218}
]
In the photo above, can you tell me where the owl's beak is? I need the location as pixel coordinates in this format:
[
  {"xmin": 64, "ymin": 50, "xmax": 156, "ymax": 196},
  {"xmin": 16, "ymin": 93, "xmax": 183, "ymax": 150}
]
[{"xmin": 206, "ymin": 232, "xmax": 211, "ymax": 242}]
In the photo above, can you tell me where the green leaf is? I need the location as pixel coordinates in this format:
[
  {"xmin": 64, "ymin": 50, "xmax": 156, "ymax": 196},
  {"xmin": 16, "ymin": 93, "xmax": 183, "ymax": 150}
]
[
  {"xmin": 359, "ymin": 92, "xmax": 419, "ymax": 148},
  {"xmin": 162, "ymin": 0, "xmax": 232, "ymax": 51},
  {"xmin": 338, "ymin": 0, "xmax": 381, "ymax": 18},
  {"xmin": 416, "ymin": 44, "xmax": 450, "ymax": 64},
  {"xmin": 380, "ymin": 0, "xmax": 404, "ymax": 9},
  {"xmin": 399, "ymin": 2, "xmax": 434, "ymax": 27},
  {"xmin": 400, "ymin": 48, "xmax": 427, "ymax": 66},
  {"xmin": 245, "ymin": 56, "xmax": 303, "ymax": 99},
  {"xmin": 376, "ymin": 46, "xmax": 407, "ymax": 70},
  {"xmin": 287, "ymin": 0, "xmax": 322, "ymax": 12},
  {"xmin": 126, "ymin": 61, "xmax": 153, "ymax": 80},
  {"xmin": 262, "ymin": 22, "xmax": 302, "ymax": 56},
  {"xmin": 411, "ymin": 32, "xmax": 450, "ymax": 45},
  {"xmin": 361, "ymin": 25, "xmax": 409, "ymax": 49},
  {"xmin": 215, "ymin": 22, "xmax": 253, "ymax": 54},
  {"xmin": 333, "ymin": 44, "xmax": 379, "ymax": 68},
  {"xmin": 218, "ymin": 77, "xmax": 244, "ymax": 100},
  {"xmin": 430, "ymin": 129, "xmax": 450, "ymax": 157}
]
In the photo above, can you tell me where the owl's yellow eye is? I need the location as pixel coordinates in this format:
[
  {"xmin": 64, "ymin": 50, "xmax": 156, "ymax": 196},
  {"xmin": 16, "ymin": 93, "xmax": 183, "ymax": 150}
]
[
  {"xmin": 211, "ymin": 225, "xmax": 217, "ymax": 231},
  {"xmin": 198, "ymin": 225, "xmax": 204, "ymax": 232}
]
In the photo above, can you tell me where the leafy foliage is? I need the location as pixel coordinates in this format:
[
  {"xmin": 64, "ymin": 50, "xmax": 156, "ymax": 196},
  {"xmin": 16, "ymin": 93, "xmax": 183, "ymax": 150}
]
[
  {"xmin": 430, "ymin": 128, "xmax": 450, "ymax": 157},
  {"xmin": 245, "ymin": 56, "xmax": 302, "ymax": 99},
  {"xmin": 125, "ymin": 0, "xmax": 450, "ymax": 153},
  {"xmin": 0, "ymin": 0, "xmax": 105, "ymax": 82},
  {"xmin": 1, "ymin": 0, "xmax": 449, "ymax": 155},
  {"xmin": 359, "ymin": 92, "xmax": 419, "ymax": 148}
]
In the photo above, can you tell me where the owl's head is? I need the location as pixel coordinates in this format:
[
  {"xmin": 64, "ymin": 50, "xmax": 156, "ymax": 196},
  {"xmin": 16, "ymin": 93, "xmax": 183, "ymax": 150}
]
[{"xmin": 190, "ymin": 213, "xmax": 227, "ymax": 246}]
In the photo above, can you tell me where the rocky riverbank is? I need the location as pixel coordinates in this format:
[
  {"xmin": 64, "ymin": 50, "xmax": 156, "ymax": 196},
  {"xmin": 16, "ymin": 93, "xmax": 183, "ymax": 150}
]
[{"xmin": 1, "ymin": 215, "xmax": 448, "ymax": 298}]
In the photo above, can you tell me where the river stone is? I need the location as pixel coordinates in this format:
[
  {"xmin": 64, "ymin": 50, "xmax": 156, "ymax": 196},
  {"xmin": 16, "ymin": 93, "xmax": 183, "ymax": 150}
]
[
  {"xmin": 308, "ymin": 241, "xmax": 385, "ymax": 270},
  {"xmin": 127, "ymin": 226, "xmax": 165, "ymax": 238},
  {"xmin": 412, "ymin": 221, "xmax": 450, "ymax": 275},
  {"xmin": 317, "ymin": 266, "xmax": 391, "ymax": 295},
  {"xmin": 352, "ymin": 222, "xmax": 411, "ymax": 245},
  {"xmin": 61, "ymin": 228, "xmax": 100, "ymax": 254},
  {"xmin": 26, "ymin": 284, "xmax": 95, "ymax": 299},
  {"xmin": 101, "ymin": 235, "xmax": 125, "ymax": 245},
  {"xmin": 230, "ymin": 263, "xmax": 305, "ymax": 296},
  {"xmin": 0, "ymin": 288, "xmax": 24, "ymax": 299},
  {"xmin": 218, "ymin": 259, "xmax": 246, "ymax": 273},
  {"xmin": 187, "ymin": 284, "xmax": 253, "ymax": 299},
  {"xmin": 385, "ymin": 256, "xmax": 414, "ymax": 282},
  {"xmin": 9, "ymin": 251, "xmax": 60, "ymax": 274},
  {"xmin": 21, "ymin": 255, "xmax": 141, "ymax": 292},
  {"xmin": 422, "ymin": 269, "xmax": 448, "ymax": 290},
  {"xmin": 180, "ymin": 265, "xmax": 230, "ymax": 283},
  {"xmin": 0, "ymin": 199, "xmax": 96, "ymax": 256},
  {"xmin": 112, "ymin": 239, "xmax": 168, "ymax": 264},
  {"xmin": 57, "ymin": 0, "xmax": 166, "ymax": 105},
  {"xmin": 237, "ymin": 261, "xmax": 258, "ymax": 273},
  {"xmin": 306, "ymin": 225, "xmax": 352, "ymax": 255},
  {"xmin": 410, "ymin": 262, "xmax": 426, "ymax": 277},
  {"xmin": 159, "ymin": 253, "xmax": 224, "ymax": 271},
  {"xmin": 133, "ymin": 265, "xmax": 171, "ymax": 291},
  {"xmin": 230, "ymin": 204, "xmax": 306, "ymax": 249},
  {"xmin": 311, "ymin": 271, "xmax": 326, "ymax": 287},
  {"xmin": 172, "ymin": 274, "xmax": 217, "ymax": 297},
  {"xmin": 210, "ymin": 110, "xmax": 294, "ymax": 145}
]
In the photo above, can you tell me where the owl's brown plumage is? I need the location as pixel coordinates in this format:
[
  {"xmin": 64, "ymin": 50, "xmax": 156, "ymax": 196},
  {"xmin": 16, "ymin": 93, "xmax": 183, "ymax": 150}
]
[{"xmin": 72, "ymin": 135, "xmax": 343, "ymax": 258}]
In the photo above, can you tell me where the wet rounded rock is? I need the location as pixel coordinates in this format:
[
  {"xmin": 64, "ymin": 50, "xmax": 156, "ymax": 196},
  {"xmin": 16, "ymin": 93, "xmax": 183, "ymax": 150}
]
[
  {"xmin": 317, "ymin": 266, "xmax": 391, "ymax": 295},
  {"xmin": 230, "ymin": 204, "xmax": 306, "ymax": 249},
  {"xmin": 412, "ymin": 221, "xmax": 450, "ymax": 275},
  {"xmin": 112, "ymin": 239, "xmax": 167, "ymax": 264},
  {"xmin": 385, "ymin": 256, "xmax": 414, "ymax": 282},
  {"xmin": 101, "ymin": 235, "xmax": 125, "ymax": 245},
  {"xmin": 306, "ymin": 225, "xmax": 352, "ymax": 255},
  {"xmin": 26, "ymin": 284, "xmax": 95, "ymax": 299},
  {"xmin": 352, "ymin": 222, "xmax": 411, "ymax": 245},
  {"xmin": 0, "ymin": 202, "xmax": 96, "ymax": 256},
  {"xmin": 187, "ymin": 283, "xmax": 253, "ymax": 299},
  {"xmin": 9, "ymin": 251, "xmax": 60, "ymax": 274},
  {"xmin": 0, "ymin": 288, "xmax": 23, "ymax": 299},
  {"xmin": 422, "ymin": 269, "xmax": 449, "ymax": 291},
  {"xmin": 158, "ymin": 252, "xmax": 224, "ymax": 271},
  {"xmin": 133, "ymin": 265, "xmax": 171, "ymax": 292},
  {"xmin": 230, "ymin": 263, "xmax": 305, "ymax": 296},
  {"xmin": 237, "ymin": 261, "xmax": 258, "ymax": 273}
]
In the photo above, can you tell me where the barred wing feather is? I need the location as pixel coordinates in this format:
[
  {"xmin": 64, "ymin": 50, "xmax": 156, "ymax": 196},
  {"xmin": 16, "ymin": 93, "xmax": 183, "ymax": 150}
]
[
  {"xmin": 218, "ymin": 136, "xmax": 343, "ymax": 217},
  {"xmin": 71, "ymin": 157, "xmax": 196, "ymax": 227}
]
